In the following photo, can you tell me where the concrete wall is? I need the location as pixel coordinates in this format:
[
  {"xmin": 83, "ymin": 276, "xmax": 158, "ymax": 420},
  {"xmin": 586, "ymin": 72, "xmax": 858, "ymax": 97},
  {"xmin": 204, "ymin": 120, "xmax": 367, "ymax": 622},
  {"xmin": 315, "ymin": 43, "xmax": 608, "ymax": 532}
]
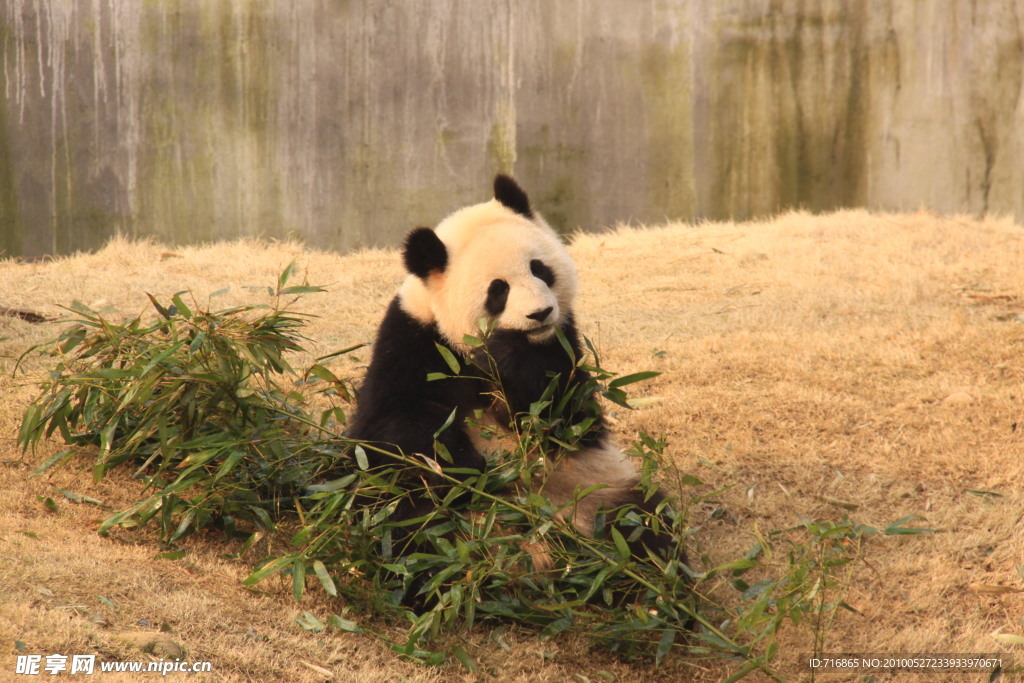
[{"xmin": 1, "ymin": 1, "xmax": 1022, "ymax": 257}]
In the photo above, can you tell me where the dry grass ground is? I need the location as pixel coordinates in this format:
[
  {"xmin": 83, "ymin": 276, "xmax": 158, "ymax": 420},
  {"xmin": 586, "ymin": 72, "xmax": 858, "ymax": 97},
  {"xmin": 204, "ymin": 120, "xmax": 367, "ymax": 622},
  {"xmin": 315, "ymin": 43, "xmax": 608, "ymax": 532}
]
[{"xmin": 0, "ymin": 209, "xmax": 1022, "ymax": 681}]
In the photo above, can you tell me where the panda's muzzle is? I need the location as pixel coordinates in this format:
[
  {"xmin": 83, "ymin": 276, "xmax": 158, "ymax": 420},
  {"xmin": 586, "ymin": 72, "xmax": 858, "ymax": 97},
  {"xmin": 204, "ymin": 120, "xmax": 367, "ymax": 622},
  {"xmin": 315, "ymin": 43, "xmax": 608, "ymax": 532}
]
[{"xmin": 525, "ymin": 307, "xmax": 555, "ymax": 339}]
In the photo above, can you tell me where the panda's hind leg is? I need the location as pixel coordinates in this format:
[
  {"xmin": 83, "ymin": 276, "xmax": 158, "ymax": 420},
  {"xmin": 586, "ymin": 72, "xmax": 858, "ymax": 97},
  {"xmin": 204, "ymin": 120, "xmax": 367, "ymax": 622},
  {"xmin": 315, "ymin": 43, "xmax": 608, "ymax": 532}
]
[
  {"xmin": 539, "ymin": 440, "xmax": 679, "ymax": 562},
  {"xmin": 607, "ymin": 485, "xmax": 675, "ymax": 561}
]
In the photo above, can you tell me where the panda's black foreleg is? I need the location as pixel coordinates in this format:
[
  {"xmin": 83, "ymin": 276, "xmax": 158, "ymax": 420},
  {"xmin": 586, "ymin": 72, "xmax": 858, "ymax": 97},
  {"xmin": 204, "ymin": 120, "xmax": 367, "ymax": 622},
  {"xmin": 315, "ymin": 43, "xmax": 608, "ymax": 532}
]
[
  {"xmin": 613, "ymin": 486, "xmax": 676, "ymax": 562},
  {"xmin": 476, "ymin": 326, "xmax": 606, "ymax": 444},
  {"xmin": 597, "ymin": 485, "xmax": 691, "ymax": 612},
  {"xmin": 354, "ymin": 407, "xmax": 486, "ymax": 478},
  {"xmin": 342, "ymin": 404, "xmax": 487, "ymax": 547},
  {"xmin": 344, "ymin": 408, "xmax": 488, "ymax": 604},
  {"xmin": 477, "ymin": 328, "xmax": 575, "ymax": 416}
]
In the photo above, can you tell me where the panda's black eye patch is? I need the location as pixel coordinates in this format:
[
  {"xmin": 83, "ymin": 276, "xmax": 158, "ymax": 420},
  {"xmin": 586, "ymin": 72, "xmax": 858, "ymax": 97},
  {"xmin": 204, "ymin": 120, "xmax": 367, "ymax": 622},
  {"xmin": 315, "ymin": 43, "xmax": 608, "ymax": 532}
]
[
  {"xmin": 530, "ymin": 259, "xmax": 556, "ymax": 287},
  {"xmin": 485, "ymin": 279, "xmax": 510, "ymax": 315}
]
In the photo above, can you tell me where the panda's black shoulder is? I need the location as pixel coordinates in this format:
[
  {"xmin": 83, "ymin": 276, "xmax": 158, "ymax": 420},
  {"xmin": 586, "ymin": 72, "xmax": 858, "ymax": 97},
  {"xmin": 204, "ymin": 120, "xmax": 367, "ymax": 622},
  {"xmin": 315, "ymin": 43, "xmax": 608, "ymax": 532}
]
[
  {"xmin": 351, "ymin": 297, "xmax": 445, "ymax": 404},
  {"xmin": 377, "ymin": 296, "xmax": 434, "ymax": 348},
  {"xmin": 481, "ymin": 315, "xmax": 608, "ymax": 446},
  {"xmin": 347, "ymin": 297, "xmax": 483, "ymax": 439}
]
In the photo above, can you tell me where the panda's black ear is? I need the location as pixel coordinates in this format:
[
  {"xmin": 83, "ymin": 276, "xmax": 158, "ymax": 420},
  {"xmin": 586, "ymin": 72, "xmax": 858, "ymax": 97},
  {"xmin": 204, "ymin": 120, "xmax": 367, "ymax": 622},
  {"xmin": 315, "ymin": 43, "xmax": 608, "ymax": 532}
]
[
  {"xmin": 403, "ymin": 227, "xmax": 448, "ymax": 279},
  {"xmin": 494, "ymin": 174, "xmax": 533, "ymax": 219}
]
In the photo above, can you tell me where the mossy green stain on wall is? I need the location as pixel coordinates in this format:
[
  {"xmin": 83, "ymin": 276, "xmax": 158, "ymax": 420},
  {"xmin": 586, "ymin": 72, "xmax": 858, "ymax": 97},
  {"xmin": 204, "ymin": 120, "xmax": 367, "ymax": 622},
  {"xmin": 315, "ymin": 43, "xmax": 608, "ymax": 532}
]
[
  {"xmin": 639, "ymin": 41, "xmax": 695, "ymax": 222},
  {"xmin": 488, "ymin": 116, "xmax": 517, "ymax": 177},
  {"xmin": 133, "ymin": 1, "xmax": 286, "ymax": 247},
  {"xmin": 701, "ymin": 2, "xmax": 878, "ymax": 219},
  {"xmin": 0, "ymin": 65, "xmax": 21, "ymax": 257},
  {"xmin": 517, "ymin": 122, "xmax": 590, "ymax": 234}
]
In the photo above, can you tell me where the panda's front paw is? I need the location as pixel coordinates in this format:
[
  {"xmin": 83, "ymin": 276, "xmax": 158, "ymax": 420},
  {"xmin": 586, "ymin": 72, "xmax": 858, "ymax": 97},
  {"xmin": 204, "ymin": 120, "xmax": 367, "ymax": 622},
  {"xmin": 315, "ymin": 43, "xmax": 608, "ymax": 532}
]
[
  {"xmin": 468, "ymin": 343, "xmax": 491, "ymax": 370},
  {"xmin": 483, "ymin": 328, "xmax": 532, "ymax": 360},
  {"xmin": 470, "ymin": 330, "xmax": 523, "ymax": 371},
  {"xmin": 462, "ymin": 450, "xmax": 487, "ymax": 473}
]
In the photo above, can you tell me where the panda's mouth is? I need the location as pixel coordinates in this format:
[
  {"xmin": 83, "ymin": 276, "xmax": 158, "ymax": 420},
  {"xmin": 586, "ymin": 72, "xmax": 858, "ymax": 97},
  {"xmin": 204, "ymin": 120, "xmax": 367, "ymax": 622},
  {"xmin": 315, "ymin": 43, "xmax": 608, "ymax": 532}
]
[{"xmin": 526, "ymin": 323, "xmax": 555, "ymax": 340}]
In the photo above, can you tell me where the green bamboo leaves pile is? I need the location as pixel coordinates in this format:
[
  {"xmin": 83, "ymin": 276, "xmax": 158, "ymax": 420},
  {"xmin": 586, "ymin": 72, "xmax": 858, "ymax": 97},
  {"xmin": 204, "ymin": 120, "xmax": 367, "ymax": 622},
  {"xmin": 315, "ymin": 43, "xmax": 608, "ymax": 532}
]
[
  {"xmin": 17, "ymin": 264, "xmax": 346, "ymax": 541},
  {"xmin": 17, "ymin": 263, "xmax": 903, "ymax": 676}
]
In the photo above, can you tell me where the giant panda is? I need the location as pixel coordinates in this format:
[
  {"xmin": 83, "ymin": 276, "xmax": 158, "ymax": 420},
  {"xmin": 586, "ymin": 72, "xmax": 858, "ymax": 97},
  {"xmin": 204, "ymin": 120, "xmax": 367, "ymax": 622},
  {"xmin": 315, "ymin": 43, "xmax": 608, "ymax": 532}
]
[{"xmin": 346, "ymin": 175, "xmax": 674, "ymax": 567}]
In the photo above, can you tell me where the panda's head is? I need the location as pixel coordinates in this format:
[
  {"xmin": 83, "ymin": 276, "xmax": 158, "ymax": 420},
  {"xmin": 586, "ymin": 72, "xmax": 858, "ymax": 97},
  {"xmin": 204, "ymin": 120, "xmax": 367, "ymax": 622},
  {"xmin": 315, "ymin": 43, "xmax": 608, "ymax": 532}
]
[{"xmin": 398, "ymin": 175, "xmax": 578, "ymax": 349}]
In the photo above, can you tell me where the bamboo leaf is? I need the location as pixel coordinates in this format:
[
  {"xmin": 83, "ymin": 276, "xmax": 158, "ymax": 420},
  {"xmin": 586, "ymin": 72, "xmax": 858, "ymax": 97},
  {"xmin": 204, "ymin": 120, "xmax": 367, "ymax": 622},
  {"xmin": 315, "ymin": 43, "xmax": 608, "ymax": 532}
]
[
  {"xmin": 655, "ymin": 628, "xmax": 676, "ymax": 666},
  {"xmin": 539, "ymin": 616, "xmax": 573, "ymax": 641},
  {"xmin": 610, "ymin": 527, "xmax": 630, "ymax": 563},
  {"xmin": 170, "ymin": 511, "xmax": 195, "ymax": 542},
  {"xmin": 434, "ymin": 343, "xmax": 462, "ymax": 374},
  {"xmin": 244, "ymin": 556, "xmax": 293, "ymax": 586},
  {"xmin": 307, "ymin": 364, "xmax": 339, "ymax": 383},
  {"xmin": 312, "ymin": 560, "xmax": 338, "ymax": 597},
  {"xmin": 171, "ymin": 292, "xmax": 192, "ymax": 319},
  {"xmin": 554, "ymin": 327, "xmax": 575, "ymax": 364},
  {"xmin": 293, "ymin": 559, "xmax": 307, "ymax": 602},
  {"xmin": 608, "ymin": 371, "xmax": 661, "ymax": 389},
  {"xmin": 30, "ymin": 449, "xmax": 75, "ymax": 477},
  {"xmin": 450, "ymin": 645, "xmax": 477, "ymax": 674},
  {"xmin": 295, "ymin": 610, "xmax": 325, "ymax": 632},
  {"xmin": 214, "ymin": 450, "xmax": 247, "ymax": 482},
  {"xmin": 155, "ymin": 550, "xmax": 187, "ymax": 561},
  {"xmin": 17, "ymin": 404, "xmax": 42, "ymax": 451},
  {"xmin": 991, "ymin": 631, "xmax": 1024, "ymax": 646},
  {"xmin": 146, "ymin": 293, "xmax": 171, "ymax": 320},
  {"xmin": 315, "ymin": 343, "xmax": 366, "ymax": 363},
  {"xmin": 328, "ymin": 614, "xmax": 363, "ymax": 633},
  {"xmin": 55, "ymin": 488, "xmax": 101, "ymax": 505},
  {"xmin": 884, "ymin": 515, "xmax": 937, "ymax": 535},
  {"xmin": 278, "ymin": 261, "xmax": 297, "ymax": 291},
  {"xmin": 432, "ymin": 407, "xmax": 458, "ymax": 440},
  {"xmin": 354, "ymin": 445, "xmax": 369, "ymax": 471},
  {"xmin": 279, "ymin": 285, "xmax": 325, "ymax": 295}
]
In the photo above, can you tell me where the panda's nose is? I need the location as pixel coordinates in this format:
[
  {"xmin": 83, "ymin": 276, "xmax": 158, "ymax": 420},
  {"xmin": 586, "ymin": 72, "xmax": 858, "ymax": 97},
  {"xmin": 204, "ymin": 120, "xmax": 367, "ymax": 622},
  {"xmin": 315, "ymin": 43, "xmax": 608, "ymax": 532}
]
[{"xmin": 527, "ymin": 306, "xmax": 553, "ymax": 322}]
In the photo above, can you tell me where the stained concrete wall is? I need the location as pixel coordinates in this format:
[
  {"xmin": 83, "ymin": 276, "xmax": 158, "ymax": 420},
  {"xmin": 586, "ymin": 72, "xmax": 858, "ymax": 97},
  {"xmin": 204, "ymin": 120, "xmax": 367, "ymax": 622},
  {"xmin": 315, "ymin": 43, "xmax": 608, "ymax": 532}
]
[{"xmin": 1, "ymin": 1, "xmax": 1022, "ymax": 257}]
